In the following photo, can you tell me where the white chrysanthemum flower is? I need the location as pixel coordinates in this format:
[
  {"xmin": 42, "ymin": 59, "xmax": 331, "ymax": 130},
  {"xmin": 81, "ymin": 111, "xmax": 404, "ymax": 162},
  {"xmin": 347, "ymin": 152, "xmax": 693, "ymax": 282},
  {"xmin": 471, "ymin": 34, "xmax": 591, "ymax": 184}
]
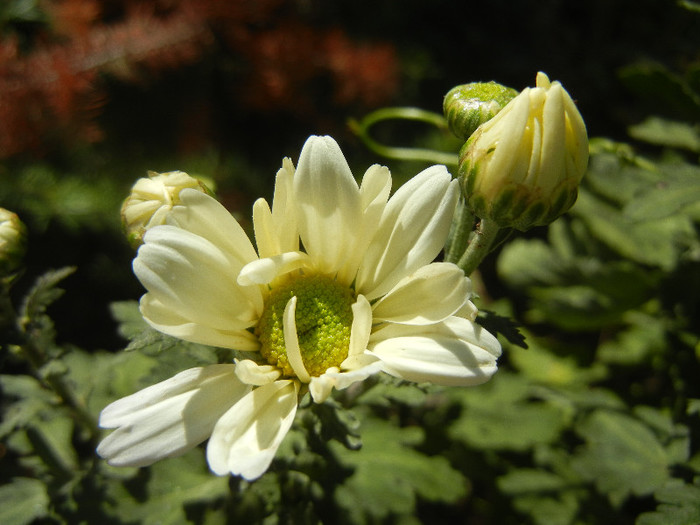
[{"xmin": 97, "ymin": 135, "xmax": 501, "ymax": 480}]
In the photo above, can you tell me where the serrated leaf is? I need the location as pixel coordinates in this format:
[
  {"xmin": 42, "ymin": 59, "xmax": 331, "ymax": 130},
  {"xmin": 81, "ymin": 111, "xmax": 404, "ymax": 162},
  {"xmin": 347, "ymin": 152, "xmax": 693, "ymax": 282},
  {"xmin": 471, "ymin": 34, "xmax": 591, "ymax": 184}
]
[
  {"xmin": 571, "ymin": 410, "xmax": 670, "ymax": 505},
  {"xmin": 110, "ymin": 300, "xmax": 149, "ymax": 341},
  {"xmin": 17, "ymin": 267, "xmax": 76, "ymax": 356},
  {"xmin": 104, "ymin": 452, "xmax": 228, "ymax": 525},
  {"xmin": 355, "ymin": 378, "xmax": 428, "ymax": 408},
  {"xmin": 332, "ymin": 418, "xmax": 467, "ymax": 521},
  {"xmin": 637, "ymin": 478, "xmax": 700, "ymax": 525},
  {"xmin": 18, "ymin": 267, "xmax": 76, "ymax": 329},
  {"xmin": 0, "ymin": 478, "xmax": 50, "ymax": 525},
  {"xmin": 0, "ymin": 374, "xmax": 58, "ymax": 438},
  {"xmin": 497, "ymin": 469, "xmax": 580, "ymax": 525}
]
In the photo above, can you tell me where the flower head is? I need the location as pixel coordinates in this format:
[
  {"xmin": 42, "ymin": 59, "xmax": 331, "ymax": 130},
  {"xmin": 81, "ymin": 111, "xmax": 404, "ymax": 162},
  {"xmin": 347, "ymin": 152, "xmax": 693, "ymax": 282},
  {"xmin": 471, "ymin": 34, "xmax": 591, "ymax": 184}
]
[
  {"xmin": 459, "ymin": 72, "xmax": 589, "ymax": 231},
  {"xmin": 121, "ymin": 170, "xmax": 209, "ymax": 247},
  {"xmin": 98, "ymin": 136, "xmax": 501, "ymax": 480}
]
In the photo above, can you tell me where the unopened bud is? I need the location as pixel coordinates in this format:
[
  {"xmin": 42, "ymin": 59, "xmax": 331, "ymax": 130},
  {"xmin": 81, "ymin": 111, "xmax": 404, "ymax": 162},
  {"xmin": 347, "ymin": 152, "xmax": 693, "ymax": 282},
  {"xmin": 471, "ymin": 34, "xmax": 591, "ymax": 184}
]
[
  {"xmin": 121, "ymin": 171, "xmax": 209, "ymax": 247},
  {"xmin": 459, "ymin": 72, "xmax": 588, "ymax": 231},
  {"xmin": 443, "ymin": 81, "xmax": 518, "ymax": 141},
  {"xmin": 0, "ymin": 208, "xmax": 27, "ymax": 275}
]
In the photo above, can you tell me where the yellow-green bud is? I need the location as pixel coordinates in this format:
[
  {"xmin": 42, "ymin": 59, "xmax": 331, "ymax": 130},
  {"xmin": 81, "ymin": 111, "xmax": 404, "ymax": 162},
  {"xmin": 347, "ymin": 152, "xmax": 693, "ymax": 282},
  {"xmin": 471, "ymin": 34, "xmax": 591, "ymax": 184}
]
[
  {"xmin": 459, "ymin": 72, "xmax": 589, "ymax": 231},
  {"xmin": 121, "ymin": 171, "xmax": 209, "ymax": 247},
  {"xmin": 0, "ymin": 208, "xmax": 26, "ymax": 275},
  {"xmin": 443, "ymin": 81, "xmax": 519, "ymax": 141}
]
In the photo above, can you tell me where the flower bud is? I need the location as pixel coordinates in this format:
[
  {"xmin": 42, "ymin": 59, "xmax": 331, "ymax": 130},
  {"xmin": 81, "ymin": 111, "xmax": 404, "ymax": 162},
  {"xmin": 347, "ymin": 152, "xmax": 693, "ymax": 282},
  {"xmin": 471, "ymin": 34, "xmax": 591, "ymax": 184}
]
[
  {"xmin": 443, "ymin": 81, "xmax": 518, "ymax": 141},
  {"xmin": 121, "ymin": 171, "xmax": 209, "ymax": 247},
  {"xmin": 0, "ymin": 208, "xmax": 27, "ymax": 275},
  {"xmin": 459, "ymin": 72, "xmax": 589, "ymax": 231}
]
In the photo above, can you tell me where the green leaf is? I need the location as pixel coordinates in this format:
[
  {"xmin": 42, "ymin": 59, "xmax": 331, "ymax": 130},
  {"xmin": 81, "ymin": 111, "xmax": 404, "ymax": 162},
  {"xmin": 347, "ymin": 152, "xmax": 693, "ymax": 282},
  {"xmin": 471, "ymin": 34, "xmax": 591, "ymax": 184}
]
[
  {"xmin": 618, "ymin": 62, "xmax": 700, "ymax": 119},
  {"xmin": 17, "ymin": 267, "xmax": 76, "ymax": 356},
  {"xmin": 0, "ymin": 374, "xmax": 57, "ymax": 438},
  {"xmin": 498, "ymin": 468, "xmax": 569, "ymax": 494},
  {"xmin": 448, "ymin": 373, "xmax": 568, "ymax": 450},
  {"xmin": 628, "ymin": 117, "xmax": 700, "ymax": 152},
  {"xmin": 573, "ymin": 189, "xmax": 694, "ymax": 270},
  {"xmin": 510, "ymin": 334, "xmax": 607, "ymax": 387},
  {"xmin": 103, "ymin": 452, "xmax": 229, "ymax": 525},
  {"xmin": 637, "ymin": 478, "xmax": 700, "ymax": 525},
  {"xmin": 571, "ymin": 410, "xmax": 670, "ymax": 505},
  {"xmin": 332, "ymin": 418, "xmax": 467, "ymax": 521},
  {"xmin": 0, "ymin": 478, "xmax": 50, "ymax": 525},
  {"xmin": 597, "ymin": 312, "xmax": 666, "ymax": 365},
  {"xmin": 355, "ymin": 377, "xmax": 428, "ymax": 408},
  {"xmin": 623, "ymin": 163, "xmax": 700, "ymax": 221},
  {"xmin": 498, "ymin": 469, "xmax": 579, "ymax": 525}
]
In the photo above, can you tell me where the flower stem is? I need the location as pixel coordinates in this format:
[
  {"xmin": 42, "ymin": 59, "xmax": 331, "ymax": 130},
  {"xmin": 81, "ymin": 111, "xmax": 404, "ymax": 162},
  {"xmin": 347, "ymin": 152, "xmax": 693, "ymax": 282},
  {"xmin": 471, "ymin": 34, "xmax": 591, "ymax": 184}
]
[
  {"xmin": 445, "ymin": 198, "xmax": 475, "ymax": 265},
  {"xmin": 456, "ymin": 218, "xmax": 501, "ymax": 276},
  {"xmin": 348, "ymin": 107, "xmax": 459, "ymax": 166}
]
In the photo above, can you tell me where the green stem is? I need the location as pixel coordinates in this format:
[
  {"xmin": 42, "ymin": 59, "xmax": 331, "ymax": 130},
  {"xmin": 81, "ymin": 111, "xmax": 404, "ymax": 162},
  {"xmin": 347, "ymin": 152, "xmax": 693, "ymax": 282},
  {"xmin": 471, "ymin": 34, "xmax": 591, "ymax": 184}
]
[
  {"xmin": 457, "ymin": 218, "xmax": 501, "ymax": 276},
  {"xmin": 445, "ymin": 198, "xmax": 475, "ymax": 264},
  {"xmin": 348, "ymin": 107, "xmax": 459, "ymax": 166}
]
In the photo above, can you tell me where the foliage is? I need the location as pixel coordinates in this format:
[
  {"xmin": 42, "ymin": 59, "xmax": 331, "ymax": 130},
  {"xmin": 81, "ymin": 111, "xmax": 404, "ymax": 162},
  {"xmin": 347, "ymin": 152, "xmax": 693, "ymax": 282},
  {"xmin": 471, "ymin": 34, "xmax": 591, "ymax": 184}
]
[{"xmin": 2, "ymin": 1, "xmax": 700, "ymax": 524}]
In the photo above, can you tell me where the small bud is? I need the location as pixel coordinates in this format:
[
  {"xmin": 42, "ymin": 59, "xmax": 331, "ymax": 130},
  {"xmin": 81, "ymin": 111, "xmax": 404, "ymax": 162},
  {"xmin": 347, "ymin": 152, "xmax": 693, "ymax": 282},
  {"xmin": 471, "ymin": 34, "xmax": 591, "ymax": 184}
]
[
  {"xmin": 459, "ymin": 72, "xmax": 589, "ymax": 231},
  {"xmin": 443, "ymin": 81, "xmax": 519, "ymax": 141},
  {"xmin": 121, "ymin": 171, "xmax": 209, "ymax": 247},
  {"xmin": 0, "ymin": 208, "xmax": 27, "ymax": 275}
]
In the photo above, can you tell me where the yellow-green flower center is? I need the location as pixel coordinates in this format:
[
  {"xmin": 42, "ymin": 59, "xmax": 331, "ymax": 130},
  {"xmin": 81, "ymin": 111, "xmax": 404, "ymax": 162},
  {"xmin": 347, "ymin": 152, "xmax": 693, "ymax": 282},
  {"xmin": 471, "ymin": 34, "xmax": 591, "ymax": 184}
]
[{"xmin": 256, "ymin": 274, "xmax": 355, "ymax": 378}]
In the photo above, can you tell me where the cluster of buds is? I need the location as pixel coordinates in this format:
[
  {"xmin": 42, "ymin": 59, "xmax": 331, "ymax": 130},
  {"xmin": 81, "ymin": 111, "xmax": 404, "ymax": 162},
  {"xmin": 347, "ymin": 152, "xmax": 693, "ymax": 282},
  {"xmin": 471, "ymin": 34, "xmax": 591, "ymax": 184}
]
[
  {"xmin": 447, "ymin": 72, "xmax": 589, "ymax": 231},
  {"xmin": 121, "ymin": 171, "xmax": 210, "ymax": 247}
]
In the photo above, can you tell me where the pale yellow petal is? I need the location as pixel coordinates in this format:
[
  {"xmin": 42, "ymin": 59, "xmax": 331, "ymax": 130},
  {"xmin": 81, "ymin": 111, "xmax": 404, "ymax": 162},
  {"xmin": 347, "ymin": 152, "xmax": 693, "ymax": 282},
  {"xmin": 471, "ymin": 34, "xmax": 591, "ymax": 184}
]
[
  {"xmin": 356, "ymin": 166, "xmax": 459, "ymax": 300},
  {"xmin": 293, "ymin": 136, "xmax": 362, "ymax": 277},
  {"xmin": 371, "ymin": 263, "xmax": 469, "ymax": 325},
  {"xmin": 207, "ymin": 380, "xmax": 299, "ymax": 480}
]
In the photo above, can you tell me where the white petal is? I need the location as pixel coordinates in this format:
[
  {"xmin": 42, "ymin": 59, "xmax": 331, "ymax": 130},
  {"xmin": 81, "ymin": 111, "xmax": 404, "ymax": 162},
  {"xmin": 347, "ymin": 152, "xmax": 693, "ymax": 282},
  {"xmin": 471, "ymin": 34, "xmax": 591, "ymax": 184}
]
[
  {"xmin": 139, "ymin": 295, "xmax": 260, "ymax": 351},
  {"xmin": 309, "ymin": 361, "xmax": 383, "ymax": 403},
  {"xmin": 336, "ymin": 164, "xmax": 392, "ymax": 284},
  {"xmin": 348, "ymin": 294, "xmax": 372, "ymax": 357},
  {"xmin": 238, "ymin": 252, "xmax": 311, "ymax": 286},
  {"xmin": 283, "ymin": 296, "xmax": 311, "ymax": 383},
  {"xmin": 252, "ymin": 198, "xmax": 277, "ymax": 259},
  {"xmin": 234, "ymin": 359, "xmax": 282, "ymax": 386},
  {"xmin": 293, "ymin": 136, "xmax": 362, "ymax": 278},
  {"xmin": 371, "ymin": 263, "xmax": 469, "ymax": 324},
  {"xmin": 207, "ymin": 380, "xmax": 299, "ymax": 480},
  {"xmin": 135, "ymin": 226, "xmax": 262, "ymax": 331},
  {"xmin": 252, "ymin": 158, "xmax": 299, "ymax": 258},
  {"xmin": 270, "ymin": 158, "xmax": 299, "ymax": 254},
  {"xmin": 167, "ymin": 189, "xmax": 259, "ymax": 265},
  {"xmin": 97, "ymin": 365, "xmax": 249, "ymax": 467},
  {"xmin": 356, "ymin": 165, "xmax": 459, "ymax": 300},
  {"xmin": 369, "ymin": 317, "xmax": 501, "ymax": 386},
  {"xmin": 455, "ymin": 299, "xmax": 479, "ymax": 322}
]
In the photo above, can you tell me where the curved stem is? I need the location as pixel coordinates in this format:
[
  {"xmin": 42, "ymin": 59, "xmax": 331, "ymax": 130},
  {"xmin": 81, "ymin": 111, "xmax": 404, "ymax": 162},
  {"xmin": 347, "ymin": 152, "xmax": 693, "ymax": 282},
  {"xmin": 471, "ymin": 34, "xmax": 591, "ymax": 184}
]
[
  {"xmin": 349, "ymin": 107, "xmax": 459, "ymax": 166},
  {"xmin": 457, "ymin": 218, "xmax": 501, "ymax": 276}
]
